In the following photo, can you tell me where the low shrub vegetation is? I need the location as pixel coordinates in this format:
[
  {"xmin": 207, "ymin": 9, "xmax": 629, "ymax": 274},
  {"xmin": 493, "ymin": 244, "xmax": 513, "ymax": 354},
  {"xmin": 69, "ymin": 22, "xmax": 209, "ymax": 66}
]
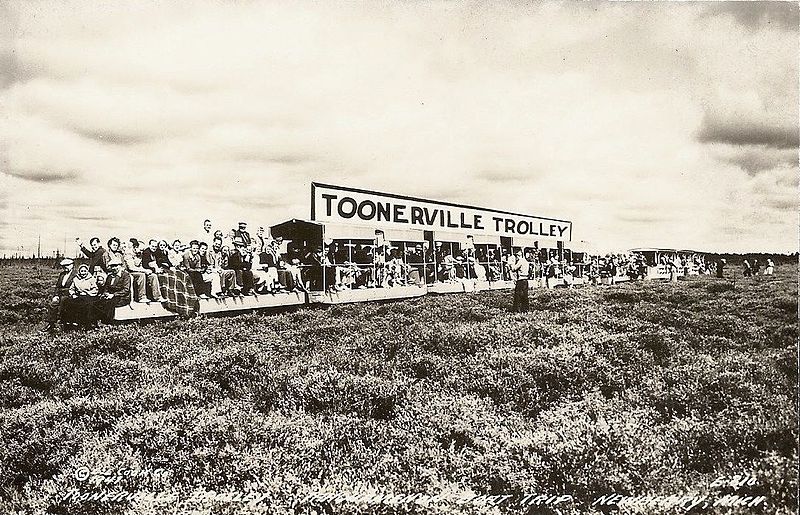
[{"xmin": 0, "ymin": 262, "xmax": 796, "ymax": 514}]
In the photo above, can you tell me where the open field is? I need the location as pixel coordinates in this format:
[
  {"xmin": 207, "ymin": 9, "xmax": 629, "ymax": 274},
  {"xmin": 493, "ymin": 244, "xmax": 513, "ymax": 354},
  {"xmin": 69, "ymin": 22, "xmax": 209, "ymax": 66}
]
[{"xmin": 0, "ymin": 263, "xmax": 796, "ymax": 514}]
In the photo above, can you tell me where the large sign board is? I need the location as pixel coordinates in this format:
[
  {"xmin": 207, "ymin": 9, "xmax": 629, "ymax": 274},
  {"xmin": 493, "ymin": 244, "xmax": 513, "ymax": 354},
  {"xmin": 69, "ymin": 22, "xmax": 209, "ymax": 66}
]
[{"xmin": 310, "ymin": 183, "xmax": 572, "ymax": 241}]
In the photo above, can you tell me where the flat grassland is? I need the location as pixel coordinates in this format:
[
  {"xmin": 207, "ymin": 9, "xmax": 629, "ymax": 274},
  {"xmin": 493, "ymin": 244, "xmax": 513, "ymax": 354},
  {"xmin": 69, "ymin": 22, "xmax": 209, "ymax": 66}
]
[{"xmin": 0, "ymin": 263, "xmax": 796, "ymax": 514}]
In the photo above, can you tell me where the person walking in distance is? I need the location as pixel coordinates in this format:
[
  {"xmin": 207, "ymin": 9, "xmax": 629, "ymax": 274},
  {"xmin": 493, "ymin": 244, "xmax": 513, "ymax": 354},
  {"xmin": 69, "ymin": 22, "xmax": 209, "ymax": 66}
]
[{"xmin": 511, "ymin": 249, "xmax": 529, "ymax": 313}]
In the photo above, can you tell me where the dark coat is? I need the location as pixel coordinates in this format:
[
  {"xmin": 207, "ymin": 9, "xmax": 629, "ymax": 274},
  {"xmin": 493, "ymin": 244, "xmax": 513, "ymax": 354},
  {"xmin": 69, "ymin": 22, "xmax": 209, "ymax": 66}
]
[
  {"xmin": 54, "ymin": 268, "xmax": 78, "ymax": 297},
  {"xmin": 80, "ymin": 246, "xmax": 107, "ymax": 274},
  {"xmin": 103, "ymin": 270, "xmax": 132, "ymax": 307},
  {"xmin": 227, "ymin": 251, "xmax": 252, "ymax": 271}
]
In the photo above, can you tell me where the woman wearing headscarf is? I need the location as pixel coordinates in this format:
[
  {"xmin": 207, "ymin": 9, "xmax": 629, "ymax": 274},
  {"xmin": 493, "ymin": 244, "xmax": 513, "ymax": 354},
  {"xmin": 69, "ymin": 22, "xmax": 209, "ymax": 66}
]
[{"xmin": 62, "ymin": 264, "xmax": 102, "ymax": 328}]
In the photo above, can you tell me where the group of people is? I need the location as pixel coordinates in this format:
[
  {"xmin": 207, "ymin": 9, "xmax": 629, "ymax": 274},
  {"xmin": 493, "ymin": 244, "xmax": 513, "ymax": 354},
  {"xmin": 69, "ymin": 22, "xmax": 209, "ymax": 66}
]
[
  {"xmin": 742, "ymin": 258, "xmax": 775, "ymax": 277},
  {"xmin": 50, "ymin": 217, "xmax": 781, "ymax": 328},
  {"xmin": 308, "ymin": 241, "xmax": 582, "ymax": 293},
  {"xmin": 49, "ymin": 254, "xmax": 133, "ymax": 329},
  {"xmin": 49, "ymin": 220, "xmax": 308, "ymax": 329}
]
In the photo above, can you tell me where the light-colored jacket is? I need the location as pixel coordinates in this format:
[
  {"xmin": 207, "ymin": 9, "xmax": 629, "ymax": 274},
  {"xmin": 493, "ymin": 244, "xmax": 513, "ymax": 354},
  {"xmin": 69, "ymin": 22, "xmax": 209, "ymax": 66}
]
[{"xmin": 70, "ymin": 275, "xmax": 99, "ymax": 296}]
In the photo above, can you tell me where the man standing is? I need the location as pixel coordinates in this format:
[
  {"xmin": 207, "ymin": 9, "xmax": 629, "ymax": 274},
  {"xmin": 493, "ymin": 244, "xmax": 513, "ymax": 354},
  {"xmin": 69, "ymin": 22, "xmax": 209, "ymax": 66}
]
[
  {"xmin": 234, "ymin": 222, "xmax": 252, "ymax": 248},
  {"xmin": 511, "ymin": 249, "xmax": 530, "ymax": 313},
  {"xmin": 504, "ymin": 249, "xmax": 516, "ymax": 282},
  {"xmin": 47, "ymin": 258, "xmax": 77, "ymax": 332},
  {"xmin": 716, "ymin": 258, "xmax": 726, "ymax": 279},
  {"xmin": 199, "ymin": 219, "xmax": 213, "ymax": 245}
]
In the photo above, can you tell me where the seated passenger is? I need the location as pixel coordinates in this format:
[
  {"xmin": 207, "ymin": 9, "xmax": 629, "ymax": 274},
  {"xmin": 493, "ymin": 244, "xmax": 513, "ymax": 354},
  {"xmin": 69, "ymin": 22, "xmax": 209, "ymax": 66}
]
[
  {"xmin": 123, "ymin": 239, "xmax": 163, "ymax": 303},
  {"xmin": 470, "ymin": 255, "xmax": 487, "ymax": 281},
  {"xmin": 385, "ymin": 249, "xmax": 407, "ymax": 286},
  {"xmin": 182, "ymin": 240, "xmax": 211, "ymax": 298},
  {"xmin": 406, "ymin": 245, "xmax": 425, "ymax": 285},
  {"xmin": 48, "ymin": 258, "xmax": 77, "ymax": 332},
  {"xmin": 487, "ymin": 250, "xmax": 501, "ymax": 281},
  {"xmin": 105, "ymin": 237, "xmax": 124, "ymax": 270},
  {"xmin": 439, "ymin": 249, "xmax": 456, "ymax": 282},
  {"xmin": 206, "ymin": 238, "xmax": 236, "ymax": 296},
  {"xmin": 282, "ymin": 247, "xmax": 308, "ymax": 293},
  {"xmin": 141, "ymin": 239, "xmax": 166, "ymax": 274},
  {"xmin": 327, "ymin": 241, "xmax": 356, "ymax": 290},
  {"xmin": 63, "ymin": 264, "xmax": 102, "ymax": 328},
  {"xmin": 198, "ymin": 242, "xmax": 219, "ymax": 297},
  {"xmin": 424, "ymin": 245, "xmax": 437, "ymax": 284},
  {"xmin": 76, "ymin": 236, "xmax": 107, "ymax": 275},
  {"xmin": 70, "ymin": 264, "xmax": 99, "ymax": 297},
  {"xmin": 347, "ymin": 244, "xmax": 371, "ymax": 288},
  {"xmin": 169, "ymin": 240, "xmax": 184, "ymax": 269},
  {"xmin": 307, "ymin": 245, "xmax": 335, "ymax": 291},
  {"xmin": 101, "ymin": 258, "xmax": 132, "ymax": 311},
  {"xmin": 156, "ymin": 240, "xmax": 173, "ymax": 270},
  {"xmin": 454, "ymin": 254, "xmax": 466, "ymax": 280},
  {"xmin": 266, "ymin": 238, "xmax": 285, "ymax": 291},
  {"xmin": 253, "ymin": 246, "xmax": 279, "ymax": 293},
  {"xmin": 227, "ymin": 237, "xmax": 256, "ymax": 295}
]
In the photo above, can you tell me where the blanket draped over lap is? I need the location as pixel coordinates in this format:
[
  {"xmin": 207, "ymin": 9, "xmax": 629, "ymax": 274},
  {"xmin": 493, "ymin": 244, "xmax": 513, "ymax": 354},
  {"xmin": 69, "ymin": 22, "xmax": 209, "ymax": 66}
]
[{"xmin": 158, "ymin": 270, "xmax": 200, "ymax": 316}]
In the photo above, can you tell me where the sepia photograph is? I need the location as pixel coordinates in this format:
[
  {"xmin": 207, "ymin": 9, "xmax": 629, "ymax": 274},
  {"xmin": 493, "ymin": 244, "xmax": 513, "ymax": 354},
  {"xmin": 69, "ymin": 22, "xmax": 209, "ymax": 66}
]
[{"xmin": 0, "ymin": 1, "xmax": 797, "ymax": 514}]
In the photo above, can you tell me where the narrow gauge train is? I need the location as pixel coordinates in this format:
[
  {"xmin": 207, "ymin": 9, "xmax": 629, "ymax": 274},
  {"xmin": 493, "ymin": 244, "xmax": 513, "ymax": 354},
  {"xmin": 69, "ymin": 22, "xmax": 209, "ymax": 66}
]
[
  {"xmin": 114, "ymin": 183, "xmax": 577, "ymax": 320},
  {"xmin": 110, "ymin": 183, "xmax": 681, "ymax": 322}
]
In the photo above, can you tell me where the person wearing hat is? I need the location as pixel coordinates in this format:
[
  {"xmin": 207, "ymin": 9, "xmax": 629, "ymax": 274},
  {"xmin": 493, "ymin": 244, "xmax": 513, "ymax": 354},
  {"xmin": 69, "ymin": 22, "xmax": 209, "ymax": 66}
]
[
  {"xmin": 47, "ymin": 258, "xmax": 77, "ymax": 331},
  {"xmin": 101, "ymin": 257, "xmax": 132, "ymax": 310},
  {"xmin": 226, "ymin": 236, "xmax": 255, "ymax": 295},
  {"xmin": 234, "ymin": 222, "xmax": 252, "ymax": 248}
]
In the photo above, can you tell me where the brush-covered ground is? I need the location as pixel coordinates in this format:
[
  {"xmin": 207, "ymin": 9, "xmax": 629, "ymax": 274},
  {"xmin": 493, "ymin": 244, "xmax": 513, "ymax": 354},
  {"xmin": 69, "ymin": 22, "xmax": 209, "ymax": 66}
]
[{"xmin": 0, "ymin": 263, "xmax": 796, "ymax": 514}]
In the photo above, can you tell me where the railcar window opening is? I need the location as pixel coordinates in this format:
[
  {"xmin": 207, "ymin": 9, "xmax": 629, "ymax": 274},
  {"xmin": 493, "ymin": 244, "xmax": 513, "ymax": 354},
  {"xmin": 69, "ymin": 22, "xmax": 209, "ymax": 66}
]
[{"xmin": 433, "ymin": 241, "xmax": 463, "ymax": 283}]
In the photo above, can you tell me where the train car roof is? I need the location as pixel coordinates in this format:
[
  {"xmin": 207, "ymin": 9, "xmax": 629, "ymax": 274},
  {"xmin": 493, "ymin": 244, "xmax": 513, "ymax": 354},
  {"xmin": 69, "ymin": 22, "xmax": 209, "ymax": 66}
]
[{"xmin": 629, "ymin": 247, "xmax": 705, "ymax": 254}]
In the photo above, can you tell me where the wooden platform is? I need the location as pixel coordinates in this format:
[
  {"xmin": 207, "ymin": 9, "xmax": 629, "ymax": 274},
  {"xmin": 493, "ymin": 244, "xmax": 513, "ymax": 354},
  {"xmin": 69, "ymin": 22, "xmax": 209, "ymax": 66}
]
[
  {"xmin": 114, "ymin": 291, "xmax": 307, "ymax": 321},
  {"xmin": 428, "ymin": 281, "xmax": 471, "ymax": 294},
  {"xmin": 308, "ymin": 284, "xmax": 427, "ymax": 304}
]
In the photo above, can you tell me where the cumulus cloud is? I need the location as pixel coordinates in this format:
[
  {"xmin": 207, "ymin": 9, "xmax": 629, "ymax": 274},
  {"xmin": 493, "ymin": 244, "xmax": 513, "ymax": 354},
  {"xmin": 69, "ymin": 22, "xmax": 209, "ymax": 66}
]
[{"xmin": 0, "ymin": 0, "xmax": 797, "ymax": 256}]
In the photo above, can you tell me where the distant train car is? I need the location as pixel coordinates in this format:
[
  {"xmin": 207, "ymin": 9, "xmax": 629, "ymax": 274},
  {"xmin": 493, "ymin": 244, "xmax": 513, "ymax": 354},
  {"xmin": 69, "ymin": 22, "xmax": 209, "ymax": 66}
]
[{"xmin": 628, "ymin": 248, "xmax": 707, "ymax": 280}]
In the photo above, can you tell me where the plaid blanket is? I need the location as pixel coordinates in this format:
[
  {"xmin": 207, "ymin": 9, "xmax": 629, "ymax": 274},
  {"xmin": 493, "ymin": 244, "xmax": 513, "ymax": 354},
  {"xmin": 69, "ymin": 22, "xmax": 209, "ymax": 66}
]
[{"xmin": 158, "ymin": 270, "xmax": 200, "ymax": 317}]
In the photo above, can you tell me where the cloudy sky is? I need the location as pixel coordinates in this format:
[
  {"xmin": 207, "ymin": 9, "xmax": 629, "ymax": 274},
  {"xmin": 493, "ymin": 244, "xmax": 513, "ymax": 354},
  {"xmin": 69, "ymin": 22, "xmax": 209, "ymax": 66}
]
[{"xmin": 0, "ymin": 1, "xmax": 797, "ymax": 256}]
